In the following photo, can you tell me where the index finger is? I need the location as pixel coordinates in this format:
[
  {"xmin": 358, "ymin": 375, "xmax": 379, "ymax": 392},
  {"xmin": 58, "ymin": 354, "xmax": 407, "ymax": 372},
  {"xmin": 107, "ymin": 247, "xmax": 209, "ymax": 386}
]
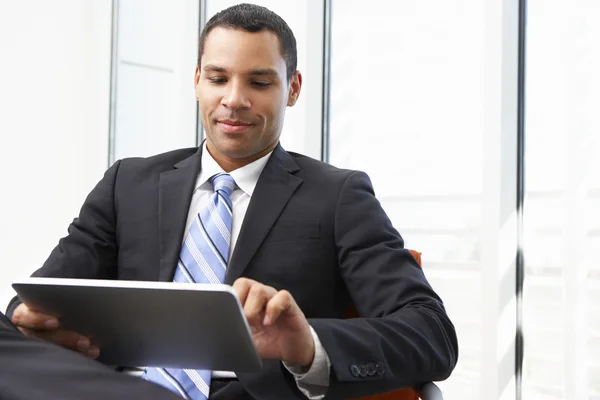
[
  {"xmin": 232, "ymin": 277, "xmax": 258, "ymax": 305},
  {"xmin": 12, "ymin": 303, "xmax": 59, "ymax": 330},
  {"xmin": 264, "ymin": 290, "xmax": 295, "ymax": 325}
]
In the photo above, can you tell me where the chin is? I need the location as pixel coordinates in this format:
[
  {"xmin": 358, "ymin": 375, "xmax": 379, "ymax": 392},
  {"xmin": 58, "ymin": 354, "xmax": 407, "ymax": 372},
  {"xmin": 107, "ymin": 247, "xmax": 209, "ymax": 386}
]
[{"xmin": 214, "ymin": 138, "xmax": 256, "ymax": 159}]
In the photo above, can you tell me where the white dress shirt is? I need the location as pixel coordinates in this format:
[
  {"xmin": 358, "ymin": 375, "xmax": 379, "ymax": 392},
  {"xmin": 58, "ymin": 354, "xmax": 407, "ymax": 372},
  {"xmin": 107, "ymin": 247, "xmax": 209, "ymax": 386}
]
[{"xmin": 185, "ymin": 143, "xmax": 331, "ymax": 399}]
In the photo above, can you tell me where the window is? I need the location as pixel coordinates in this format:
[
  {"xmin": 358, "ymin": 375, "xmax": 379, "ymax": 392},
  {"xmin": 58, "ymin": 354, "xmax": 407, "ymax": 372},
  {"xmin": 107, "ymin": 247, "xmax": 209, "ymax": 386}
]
[
  {"xmin": 329, "ymin": 1, "xmax": 487, "ymax": 398},
  {"xmin": 111, "ymin": 0, "xmax": 200, "ymax": 161},
  {"xmin": 523, "ymin": 1, "xmax": 600, "ymax": 398}
]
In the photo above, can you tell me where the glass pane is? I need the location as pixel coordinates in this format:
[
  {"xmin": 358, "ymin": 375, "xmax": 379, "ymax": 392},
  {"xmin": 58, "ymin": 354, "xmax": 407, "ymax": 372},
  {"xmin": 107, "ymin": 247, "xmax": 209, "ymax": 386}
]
[
  {"xmin": 524, "ymin": 0, "xmax": 600, "ymax": 398},
  {"xmin": 329, "ymin": 1, "xmax": 484, "ymax": 398},
  {"xmin": 113, "ymin": 0, "xmax": 199, "ymax": 160}
]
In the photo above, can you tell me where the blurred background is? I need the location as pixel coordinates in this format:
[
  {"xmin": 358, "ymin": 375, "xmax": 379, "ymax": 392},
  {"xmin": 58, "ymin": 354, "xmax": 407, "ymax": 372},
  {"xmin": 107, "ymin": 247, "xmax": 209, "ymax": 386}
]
[{"xmin": 0, "ymin": 1, "xmax": 598, "ymax": 399}]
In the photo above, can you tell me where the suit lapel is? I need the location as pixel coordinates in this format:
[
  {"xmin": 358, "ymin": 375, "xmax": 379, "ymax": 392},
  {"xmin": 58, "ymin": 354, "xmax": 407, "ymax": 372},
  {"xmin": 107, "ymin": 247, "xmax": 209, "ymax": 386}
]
[
  {"xmin": 158, "ymin": 148, "xmax": 202, "ymax": 281},
  {"xmin": 225, "ymin": 145, "xmax": 302, "ymax": 284}
]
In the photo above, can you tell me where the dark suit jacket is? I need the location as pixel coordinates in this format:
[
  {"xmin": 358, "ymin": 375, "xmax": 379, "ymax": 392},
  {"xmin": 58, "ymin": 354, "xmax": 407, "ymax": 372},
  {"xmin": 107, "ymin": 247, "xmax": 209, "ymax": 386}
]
[
  {"xmin": 0, "ymin": 312, "xmax": 182, "ymax": 400},
  {"xmin": 7, "ymin": 144, "xmax": 458, "ymax": 400}
]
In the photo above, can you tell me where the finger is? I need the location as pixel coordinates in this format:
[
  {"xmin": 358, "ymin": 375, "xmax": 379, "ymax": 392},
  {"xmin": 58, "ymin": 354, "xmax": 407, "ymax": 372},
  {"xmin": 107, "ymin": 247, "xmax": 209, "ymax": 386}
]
[
  {"xmin": 12, "ymin": 304, "xmax": 59, "ymax": 330},
  {"xmin": 85, "ymin": 346, "xmax": 101, "ymax": 359},
  {"xmin": 20, "ymin": 327, "xmax": 85, "ymax": 349},
  {"xmin": 20, "ymin": 327, "xmax": 101, "ymax": 359},
  {"xmin": 244, "ymin": 283, "xmax": 277, "ymax": 327},
  {"xmin": 232, "ymin": 278, "xmax": 256, "ymax": 305},
  {"xmin": 264, "ymin": 290, "xmax": 294, "ymax": 326}
]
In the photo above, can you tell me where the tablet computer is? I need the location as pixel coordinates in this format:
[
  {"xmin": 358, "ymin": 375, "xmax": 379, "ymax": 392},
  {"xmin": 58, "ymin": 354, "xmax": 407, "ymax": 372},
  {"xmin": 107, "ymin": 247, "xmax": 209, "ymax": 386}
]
[{"xmin": 12, "ymin": 278, "xmax": 262, "ymax": 372}]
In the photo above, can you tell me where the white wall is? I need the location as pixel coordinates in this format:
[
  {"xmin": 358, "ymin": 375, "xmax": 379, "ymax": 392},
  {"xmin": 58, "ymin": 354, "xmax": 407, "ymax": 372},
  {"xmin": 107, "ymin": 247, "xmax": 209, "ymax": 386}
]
[{"xmin": 0, "ymin": 0, "xmax": 112, "ymax": 310}]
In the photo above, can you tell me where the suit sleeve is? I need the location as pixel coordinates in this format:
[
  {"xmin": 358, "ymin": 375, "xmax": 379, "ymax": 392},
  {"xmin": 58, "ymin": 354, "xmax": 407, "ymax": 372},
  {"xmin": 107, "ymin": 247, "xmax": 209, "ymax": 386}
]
[
  {"xmin": 308, "ymin": 171, "xmax": 459, "ymax": 399},
  {"xmin": 6, "ymin": 161, "xmax": 121, "ymax": 317}
]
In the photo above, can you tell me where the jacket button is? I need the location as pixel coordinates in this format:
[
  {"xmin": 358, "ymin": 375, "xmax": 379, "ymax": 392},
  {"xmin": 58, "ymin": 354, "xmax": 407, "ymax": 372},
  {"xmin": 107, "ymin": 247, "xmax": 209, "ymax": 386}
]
[
  {"xmin": 375, "ymin": 363, "xmax": 385, "ymax": 376},
  {"xmin": 359, "ymin": 364, "xmax": 368, "ymax": 377},
  {"xmin": 366, "ymin": 363, "xmax": 376, "ymax": 376},
  {"xmin": 350, "ymin": 364, "xmax": 360, "ymax": 377}
]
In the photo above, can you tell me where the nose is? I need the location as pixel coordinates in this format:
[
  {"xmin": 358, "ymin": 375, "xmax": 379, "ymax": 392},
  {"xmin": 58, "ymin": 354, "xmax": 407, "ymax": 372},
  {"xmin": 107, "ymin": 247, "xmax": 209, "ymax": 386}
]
[{"xmin": 221, "ymin": 81, "xmax": 250, "ymax": 110}]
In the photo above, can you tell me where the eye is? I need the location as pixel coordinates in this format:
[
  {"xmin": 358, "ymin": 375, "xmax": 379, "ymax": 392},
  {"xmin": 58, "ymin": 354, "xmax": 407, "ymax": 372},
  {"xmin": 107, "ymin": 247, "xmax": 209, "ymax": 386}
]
[
  {"xmin": 251, "ymin": 81, "xmax": 271, "ymax": 88},
  {"xmin": 208, "ymin": 77, "xmax": 227, "ymax": 84}
]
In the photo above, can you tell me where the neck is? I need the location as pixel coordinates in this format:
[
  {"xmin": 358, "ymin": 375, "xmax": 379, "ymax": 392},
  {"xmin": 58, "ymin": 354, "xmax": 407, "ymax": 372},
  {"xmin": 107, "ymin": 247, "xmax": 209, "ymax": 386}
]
[{"xmin": 206, "ymin": 140, "xmax": 278, "ymax": 172}]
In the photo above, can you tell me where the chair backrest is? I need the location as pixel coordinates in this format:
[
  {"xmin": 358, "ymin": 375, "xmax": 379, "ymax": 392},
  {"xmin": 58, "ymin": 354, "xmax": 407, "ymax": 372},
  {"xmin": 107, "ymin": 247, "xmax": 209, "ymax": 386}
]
[{"xmin": 342, "ymin": 249, "xmax": 423, "ymax": 400}]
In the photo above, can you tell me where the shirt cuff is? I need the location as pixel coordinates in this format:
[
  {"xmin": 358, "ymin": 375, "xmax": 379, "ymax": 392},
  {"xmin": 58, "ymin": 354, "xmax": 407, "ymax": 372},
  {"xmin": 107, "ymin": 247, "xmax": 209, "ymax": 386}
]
[{"xmin": 282, "ymin": 325, "xmax": 331, "ymax": 399}]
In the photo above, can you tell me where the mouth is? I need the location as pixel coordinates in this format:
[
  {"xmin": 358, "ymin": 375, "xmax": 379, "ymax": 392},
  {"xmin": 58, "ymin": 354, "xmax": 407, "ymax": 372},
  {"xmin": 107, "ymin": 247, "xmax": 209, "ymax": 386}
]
[{"xmin": 216, "ymin": 119, "xmax": 254, "ymax": 134}]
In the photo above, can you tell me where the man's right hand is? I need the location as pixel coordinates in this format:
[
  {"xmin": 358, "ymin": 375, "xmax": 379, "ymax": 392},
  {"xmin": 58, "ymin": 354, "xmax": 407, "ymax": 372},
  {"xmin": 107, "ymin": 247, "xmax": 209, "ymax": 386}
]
[{"xmin": 11, "ymin": 303, "xmax": 100, "ymax": 359}]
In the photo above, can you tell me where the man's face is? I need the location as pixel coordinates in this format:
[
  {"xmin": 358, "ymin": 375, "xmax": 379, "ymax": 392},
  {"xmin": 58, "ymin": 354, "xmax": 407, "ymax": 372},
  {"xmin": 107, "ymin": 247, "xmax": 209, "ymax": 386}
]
[{"xmin": 195, "ymin": 27, "xmax": 301, "ymax": 161}]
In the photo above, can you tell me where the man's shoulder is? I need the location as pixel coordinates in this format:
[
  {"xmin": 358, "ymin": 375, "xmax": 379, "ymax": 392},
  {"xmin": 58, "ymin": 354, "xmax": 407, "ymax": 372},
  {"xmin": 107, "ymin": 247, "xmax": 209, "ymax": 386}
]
[
  {"xmin": 286, "ymin": 150, "xmax": 364, "ymax": 183},
  {"xmin": 116, "ymin": 147, "xmax": 199, "ymax": 172}
]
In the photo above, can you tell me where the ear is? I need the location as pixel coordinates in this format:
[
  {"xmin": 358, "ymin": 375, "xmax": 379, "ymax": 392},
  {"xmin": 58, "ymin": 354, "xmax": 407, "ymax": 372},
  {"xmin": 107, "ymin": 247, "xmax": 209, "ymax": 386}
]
[
  {"xmin": 287, "ymin": 71, "xmax": 302, "ymax": 107},
  {"xmin": 194, "ymin": 65, "xmax": 201, "ymax": 100}
]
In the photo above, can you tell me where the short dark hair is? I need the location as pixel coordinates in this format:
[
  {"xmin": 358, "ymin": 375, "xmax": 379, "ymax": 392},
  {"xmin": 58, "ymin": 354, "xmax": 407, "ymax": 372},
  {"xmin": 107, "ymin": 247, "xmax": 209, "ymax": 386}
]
[{"xmin": 197, "ymin": 3, "xmax": 297, "ymax": 81}]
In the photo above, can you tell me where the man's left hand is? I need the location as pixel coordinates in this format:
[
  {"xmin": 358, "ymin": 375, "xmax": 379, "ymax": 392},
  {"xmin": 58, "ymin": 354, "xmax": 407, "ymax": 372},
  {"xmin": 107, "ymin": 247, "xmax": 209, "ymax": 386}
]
[{"xmin": 232, "ymin": 278, "xmax": 315, "ymax": 368}]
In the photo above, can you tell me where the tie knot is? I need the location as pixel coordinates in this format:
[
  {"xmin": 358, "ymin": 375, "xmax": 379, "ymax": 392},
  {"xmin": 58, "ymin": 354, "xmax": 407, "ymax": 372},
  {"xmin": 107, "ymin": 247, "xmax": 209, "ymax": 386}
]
[{"xmin": 211, "ymin": 173, "xmax": 236, "ymax": 196}]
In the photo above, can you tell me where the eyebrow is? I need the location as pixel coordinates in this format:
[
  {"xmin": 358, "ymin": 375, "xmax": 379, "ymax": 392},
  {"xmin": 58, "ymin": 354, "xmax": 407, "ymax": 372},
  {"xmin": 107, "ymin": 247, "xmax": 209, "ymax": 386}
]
[
  {"xmin": 248, "ymin": 69, "xmax": 278, "ymax": 78},
  {"xmin": 203, "ymin": 65, "xmax": 227, "ymax": 73},
  {"xmin": 203, "ymin": 65, "xmax": 279, "ymax": 78}
]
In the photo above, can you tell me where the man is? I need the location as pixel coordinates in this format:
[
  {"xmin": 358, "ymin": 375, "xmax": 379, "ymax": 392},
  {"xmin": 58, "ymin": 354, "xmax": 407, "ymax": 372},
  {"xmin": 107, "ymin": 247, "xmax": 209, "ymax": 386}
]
[{"xmin": 5, "ymin": 3, "xmax": 458, "ymax": 400}]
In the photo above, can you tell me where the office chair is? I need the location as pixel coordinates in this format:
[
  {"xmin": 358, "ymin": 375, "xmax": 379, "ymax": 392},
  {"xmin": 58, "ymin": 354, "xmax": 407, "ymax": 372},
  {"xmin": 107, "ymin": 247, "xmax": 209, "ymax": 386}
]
[{"xmin": 343, "ymin": 250, "xmax": 444, "ymax": 400}]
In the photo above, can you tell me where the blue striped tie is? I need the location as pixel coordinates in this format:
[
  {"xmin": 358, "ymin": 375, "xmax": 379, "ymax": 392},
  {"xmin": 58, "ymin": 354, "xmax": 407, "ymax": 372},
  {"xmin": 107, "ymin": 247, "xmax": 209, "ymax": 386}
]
[{"xmin": 143, "ymin": 173, "xmax": 236, "ymax": 399}]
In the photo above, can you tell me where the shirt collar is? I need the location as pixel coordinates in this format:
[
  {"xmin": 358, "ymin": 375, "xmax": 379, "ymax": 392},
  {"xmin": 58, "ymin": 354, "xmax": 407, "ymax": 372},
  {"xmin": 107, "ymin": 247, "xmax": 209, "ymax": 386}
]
[{"xmin": 196, "ymin": 141, "xmax": 273, "ymax": 196}]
